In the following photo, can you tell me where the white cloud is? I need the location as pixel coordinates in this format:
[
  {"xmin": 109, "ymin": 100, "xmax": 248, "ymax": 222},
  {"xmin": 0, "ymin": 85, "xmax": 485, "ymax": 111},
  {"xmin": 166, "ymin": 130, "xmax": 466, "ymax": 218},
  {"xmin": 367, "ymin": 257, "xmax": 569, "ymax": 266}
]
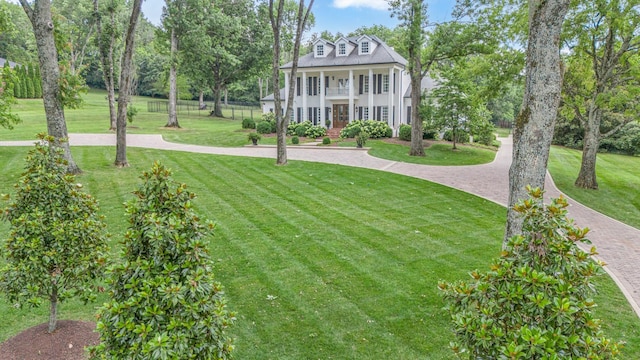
[{"xmin": 332, "ymin": 0, "xmax": 389, "ymax": 10}]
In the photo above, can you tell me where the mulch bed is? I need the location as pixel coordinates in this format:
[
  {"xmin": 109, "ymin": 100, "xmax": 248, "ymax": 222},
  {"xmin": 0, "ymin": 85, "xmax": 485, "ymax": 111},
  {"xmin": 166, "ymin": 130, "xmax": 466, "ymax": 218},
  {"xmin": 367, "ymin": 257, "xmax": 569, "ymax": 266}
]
[{"xmin": 0, "ymin": 320, "xmax": 99, "ymax": 360}]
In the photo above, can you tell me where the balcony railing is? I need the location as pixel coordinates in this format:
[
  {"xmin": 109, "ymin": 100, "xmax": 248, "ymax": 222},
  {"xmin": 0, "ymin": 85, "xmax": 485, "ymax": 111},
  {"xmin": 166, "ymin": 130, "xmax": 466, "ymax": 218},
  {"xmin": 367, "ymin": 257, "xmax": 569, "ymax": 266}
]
[{"xmin": 326, "ymin": 87, "xmax": 351, "ymax": 96}]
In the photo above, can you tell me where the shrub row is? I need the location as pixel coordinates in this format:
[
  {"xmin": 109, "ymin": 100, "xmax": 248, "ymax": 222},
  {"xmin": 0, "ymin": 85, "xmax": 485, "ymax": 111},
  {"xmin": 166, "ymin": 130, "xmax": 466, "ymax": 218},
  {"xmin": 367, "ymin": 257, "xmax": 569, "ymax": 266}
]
[
  {"xmin": 339, "ymin": 120, "xmax": 392, "ymax": 139},
  {"xmin": 288, "ymin": 120, "xmax": 326, "ymax": 138}
]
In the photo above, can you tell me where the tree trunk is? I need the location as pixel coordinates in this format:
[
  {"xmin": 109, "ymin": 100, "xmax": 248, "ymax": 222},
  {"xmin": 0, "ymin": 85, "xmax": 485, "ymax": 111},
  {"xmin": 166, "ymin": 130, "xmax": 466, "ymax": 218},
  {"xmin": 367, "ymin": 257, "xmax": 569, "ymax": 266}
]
[
  {"xmin": 166, "ymin": 27, "xmax": 180, "ymax": 128},
  {"xmin": 258, "ymin": 78, "xmax": 263, "ymax": 99},
  {"xmin": 505, "ymin": 0, "xmax": 570, "ymax": 242},
  {"xmin": 270, "ymin": 0, "xmax": 314, "ymax": 166},
  {"xmin": 20, "ymin": 0, "xmax": 80, "ymax": 174},
  {"xmin": 115, "ymin": 0, "xmax": 142, "ymax": 167},
  {"xmin": 48, "ymin": 285, "xmax": 58, "ymax": 333},
  {"xmin": 575, "ymin": 106, "xmax": 600, "ymax": 189},
  {"xmin": 213, "ymin": 83, "xmax": 223, "ymax": 117},
  {"xmin": 224, "ymin": 88, "xmax": 228, "ymax": 105},
  {"xmin": 199, "ymin": 91, "xmax": 205, "ymax": 109},
  {"xmin": 94, "ymin": 0, "xmax": 117, "ymax": 131},
  {"xmin": 452, "ymin": 124, "xmax": 457, "ymax": 150},
  {"xmin": 409, "ymin": 60, "xmax": 424, "ymax": 156}
]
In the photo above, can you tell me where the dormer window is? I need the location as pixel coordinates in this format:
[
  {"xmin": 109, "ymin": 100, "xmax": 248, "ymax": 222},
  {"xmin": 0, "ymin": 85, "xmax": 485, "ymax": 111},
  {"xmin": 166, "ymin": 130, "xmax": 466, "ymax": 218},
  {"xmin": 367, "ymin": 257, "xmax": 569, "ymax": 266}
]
[
  {"xmin": 317, "ymin": 44, "xmax": 324, "ymax": 57},
  {"xmin": 338, "ymin": 43, "xmax": 346, "ymax": 56},
  {"xmin": 361, "ymin": 41, "xmax": 369, "ymax": 54}
]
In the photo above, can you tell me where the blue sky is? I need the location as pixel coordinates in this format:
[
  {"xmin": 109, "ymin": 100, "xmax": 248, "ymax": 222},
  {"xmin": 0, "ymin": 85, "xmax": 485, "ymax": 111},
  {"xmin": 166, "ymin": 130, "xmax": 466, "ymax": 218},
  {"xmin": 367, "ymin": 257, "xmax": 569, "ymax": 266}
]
[{"xmin": 142, "ymin": 0, "xmax": 456, "ymax": 35}]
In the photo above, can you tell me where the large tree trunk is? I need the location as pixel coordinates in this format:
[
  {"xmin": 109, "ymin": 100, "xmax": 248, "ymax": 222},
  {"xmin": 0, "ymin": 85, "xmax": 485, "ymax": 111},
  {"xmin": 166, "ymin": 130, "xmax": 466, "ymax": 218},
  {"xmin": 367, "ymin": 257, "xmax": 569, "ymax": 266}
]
[
  {"xmin": 409, "ymin": 59, "xmax": 424, "ymax": 156},
  {"xmin": 505, "ymin": 0, "xmax": 570, "ymax": 241},
  {"xmin": 269, "ymin": 0, "xmax": 314, "ymax": 166},
  {"xmin": 166, "ymin": 27, "xmax": 180, "ymax": 128},
  {"xmin": 48, "ymin": 285, "xmax": 58, "ymax": 333},
  {"xmin": 115, "ymin": 0, "xmax": 142, "ymax": 167},
  {"xmin": 575, "ymin": 106, "xmax": 600, "ymax": 189},
  {"xmin": 20, "ymin": 0, "xmax": 80, "ymax": 174},
  {"xmin": 213, "ymin": 83, "xmax": 224, "ymax": 117}
]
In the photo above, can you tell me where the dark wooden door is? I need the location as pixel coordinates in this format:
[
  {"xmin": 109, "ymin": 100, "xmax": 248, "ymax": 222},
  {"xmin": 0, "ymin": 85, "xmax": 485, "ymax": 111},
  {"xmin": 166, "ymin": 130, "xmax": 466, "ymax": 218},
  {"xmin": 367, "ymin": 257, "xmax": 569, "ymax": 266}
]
[{"xmin": 332, "ymin": 104, "xmax": 349, "ymax": 128}]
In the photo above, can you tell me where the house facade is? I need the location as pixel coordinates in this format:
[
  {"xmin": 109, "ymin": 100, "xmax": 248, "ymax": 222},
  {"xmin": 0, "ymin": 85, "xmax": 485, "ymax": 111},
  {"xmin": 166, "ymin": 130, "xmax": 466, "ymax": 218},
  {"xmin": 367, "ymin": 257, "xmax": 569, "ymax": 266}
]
[{"xmin": 262, "ymin": 35, "xmax": 431, "ymax": 134}]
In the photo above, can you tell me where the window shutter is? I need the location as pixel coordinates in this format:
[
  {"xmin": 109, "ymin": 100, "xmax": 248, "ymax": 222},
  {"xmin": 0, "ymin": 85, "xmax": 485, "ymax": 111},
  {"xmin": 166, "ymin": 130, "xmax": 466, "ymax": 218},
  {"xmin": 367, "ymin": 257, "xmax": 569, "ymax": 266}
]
[
  {"xmin": 296, "ymin": 77, "xmax": 301, "ymax": 96},
  {"xmin": 377, "ymin": 74, "xmax": 382, "ymax": 94},
  {"xmin": 297, "ymin": 107, "xmax": 302, "ymax": 123},
  {"xmin": 359, "ymin": 75, "xmax": 363, "ymax": 95},
  {"xmin": 377, "ymin": 106, "xmax": 381, "ymax": 121},
  {"xmin": 372, "ymin": 75, "xmax": 377, "ymax": 94},
  {"xmin": 313, "ymin": 77, "xmax": 318, "ymax": 96},
  {"xmin": 358, "ymin": 106, "xmax": 363, "ymax": 120}
]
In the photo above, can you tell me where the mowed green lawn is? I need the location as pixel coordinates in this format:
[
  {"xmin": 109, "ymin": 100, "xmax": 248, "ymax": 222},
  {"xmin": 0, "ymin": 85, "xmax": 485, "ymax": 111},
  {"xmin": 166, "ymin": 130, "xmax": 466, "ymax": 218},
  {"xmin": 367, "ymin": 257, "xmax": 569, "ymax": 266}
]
[
  {"xmin": 549, "ymin": 146, "xmax": 640, "ymax": 230},
  {"xmin": 1, "ymin": 92, "xmax": 640, "ymax": 357},
  {"xmin": 0, "ymin": 146, "xmax": 639, "ymax": 358}
]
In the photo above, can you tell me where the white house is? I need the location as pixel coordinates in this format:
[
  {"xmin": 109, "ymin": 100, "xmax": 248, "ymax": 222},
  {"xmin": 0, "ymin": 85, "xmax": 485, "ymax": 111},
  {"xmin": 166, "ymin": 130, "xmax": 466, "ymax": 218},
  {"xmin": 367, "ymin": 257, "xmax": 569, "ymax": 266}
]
[{"xmin": 262, "ymin": 35, "xmax": 436, "ymax": 134}]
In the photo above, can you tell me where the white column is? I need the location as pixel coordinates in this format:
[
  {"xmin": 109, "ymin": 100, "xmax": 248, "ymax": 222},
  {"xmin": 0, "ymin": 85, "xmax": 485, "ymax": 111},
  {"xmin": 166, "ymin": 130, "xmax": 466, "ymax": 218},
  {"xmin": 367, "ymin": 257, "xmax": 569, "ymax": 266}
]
[
  {"xmin": 302, "ymin": 72, "xmax": 307, "ymax": 122},
  {"xmin": 348, "ymin": 69, "xmax": 354, "ymax": 122},
  {"xmin": 320, "ymin": 71, "xmax": 326, "ymax": 126},
  {"xmin": 284, "ymin": 72, "xmax": 289, "ymax": 116},
  {"xmin": 388, "ymin": 67, "xmax": 394, "ymax": 128},
  {"xmin": 368, "ymin": 69, "xmax": 374, "ymax": 120}
]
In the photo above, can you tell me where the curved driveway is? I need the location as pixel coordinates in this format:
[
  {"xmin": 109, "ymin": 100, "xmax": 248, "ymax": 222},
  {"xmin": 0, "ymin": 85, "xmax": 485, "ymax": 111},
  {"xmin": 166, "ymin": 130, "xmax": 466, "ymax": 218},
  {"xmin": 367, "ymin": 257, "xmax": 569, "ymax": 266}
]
[{"xmin": 2, "ymin": 134, "xmax": 639, "ymax": 317}]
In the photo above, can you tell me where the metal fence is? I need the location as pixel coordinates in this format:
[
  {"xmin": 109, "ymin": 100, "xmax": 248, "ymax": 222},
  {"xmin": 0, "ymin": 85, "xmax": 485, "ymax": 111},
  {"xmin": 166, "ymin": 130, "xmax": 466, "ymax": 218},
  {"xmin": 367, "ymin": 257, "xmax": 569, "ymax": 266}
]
[{"xmin": 147, "ymin": 100, "xmax": 262, "ymax": 120}]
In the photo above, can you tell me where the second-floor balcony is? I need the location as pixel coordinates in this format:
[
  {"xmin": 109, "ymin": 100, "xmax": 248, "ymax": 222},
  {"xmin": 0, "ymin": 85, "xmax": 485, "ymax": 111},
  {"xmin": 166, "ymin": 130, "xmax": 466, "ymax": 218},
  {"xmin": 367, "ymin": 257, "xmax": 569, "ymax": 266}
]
[{"xmin": 325, "ymin": 87, "xmax": 361, "ymax": 99}]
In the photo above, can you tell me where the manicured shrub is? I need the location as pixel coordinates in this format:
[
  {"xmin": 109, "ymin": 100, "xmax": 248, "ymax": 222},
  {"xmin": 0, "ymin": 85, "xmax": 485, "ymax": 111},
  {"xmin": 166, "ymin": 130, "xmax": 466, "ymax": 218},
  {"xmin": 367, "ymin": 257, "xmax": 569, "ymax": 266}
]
[
  {"xmin": 472, "ymin": 121, "xmax": 496, "ymax": 146},
  {"xmin": 295, "ymin": 125, "xmax": 307, "ymax": 137},
  {"xmin": 0, "ymin": 134, "xmax": 109, "ymax": 333},
  {"xmin": 439, "ymin": 187, "xmax": 622, "ymax": 359},
  {"xmin": 422, "ymin": 128, "xmax": 439, "ymax": 140},
  {"xmin": 356, "ymin": 131, "xmax": 369, "ymax": 148},
  {"xmin": 126, "ymin": 105, "xmax": 138, "ymax": 124},
  {"xmin": 90, "ymin": 162, "xmax": 235, "ymax": 359},
  {"xmin": 443, "ymin": 129, "xmax": 470, "ymax": 144},
  {"xmin": 257, "ymin": 120, "xmax": 274, "ymax": 134},
  {"xmin": 322, "ymin": 137, "xmax": 331, "ymax": 145},
  {"xmin": 291, "ymin": 136, "xmax": 299, "ymax": 144},
  {"xmin": 305, "ymin": 125, "xmax": 327, "ymax": 138},
  {"xmin": 339, "ymin": 120, "xmax": 391, "ymax": 139},
  {"xmin": 399, "ymin": 124, "xmax": 412, "ymax": 141},
  {"xmin": 242, "ymin": 117, "xmax": 256, "ymax": 129}
]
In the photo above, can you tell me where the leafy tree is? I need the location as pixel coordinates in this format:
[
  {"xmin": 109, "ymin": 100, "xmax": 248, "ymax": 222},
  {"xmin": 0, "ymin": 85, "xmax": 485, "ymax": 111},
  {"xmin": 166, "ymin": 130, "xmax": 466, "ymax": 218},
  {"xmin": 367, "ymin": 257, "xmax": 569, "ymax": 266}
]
[
  {"xmin": 269, "ymin": 0, "xmax": 315, "ymax": 165},
  {"xmin": 115, "ymin": 0, "xmax": 143, "ymax": 168},
  {"xmin": 53, "ymin": 0, "xmax": 97, "ymax": 76},
  {"xmin": 93, "ymin": 0, "xmax": 126, "ymax": 131},
  {"xmin": 390, "ymin": 0, "xmax": 497, "ymax": 157},
  {"xmin": 90, "ymin": 162, "xmax": 235, "ymax": 360},
  {"xmin": 0, "ymin": 134, "xmax": 109, "ymax": 333},
  {"xmin": 440, "ymin": 188, "xmax": 622, "ymax": 358},
  {"xmin": 561, "ymin": 0, "xmax": 640, "ymax": 190},
  {"xmin": 18, "ymin": 0, "xmax": 81, "ymax": 173},
  {"xmin": 25, "ymin": 64, "xmax": 35, "ymax": 98},
  {"xmin": 0, "ymin": 65, "xmax": 20, "ymax": 129},
  {"xmin": 505, "ymin": 0, "xmax": 570, "ymax": 240},
  {"xmin": 181, "ymin": 0, "xmax": 271, "ymax": 118},
  {"xmin": 0, "ymin": 1, "xmax": 37, "ymax": 63}
]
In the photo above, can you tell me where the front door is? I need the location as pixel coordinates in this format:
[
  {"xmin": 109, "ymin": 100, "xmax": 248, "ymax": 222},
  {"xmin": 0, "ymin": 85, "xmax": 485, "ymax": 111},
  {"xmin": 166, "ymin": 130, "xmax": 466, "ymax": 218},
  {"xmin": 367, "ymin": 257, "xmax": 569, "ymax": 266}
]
[{"xmin": 333, "ymin": 104, "xmax": 349, "ymax": 128}]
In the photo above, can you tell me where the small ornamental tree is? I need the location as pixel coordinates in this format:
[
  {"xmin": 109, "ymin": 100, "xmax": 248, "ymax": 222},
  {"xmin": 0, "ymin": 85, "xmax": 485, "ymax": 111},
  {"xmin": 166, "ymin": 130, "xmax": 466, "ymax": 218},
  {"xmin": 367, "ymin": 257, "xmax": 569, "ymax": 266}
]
[
  {"xmin": 0, "ymin": 134, "xmax": 109, "ymax": 333},
  {"xmin": 90, "ymin": 162, "xmax": 235, "ymax": 360},
  {"xmin": 439, "ymin": 187, "xmax": 623, "ymax": 359},
  {"xmin": 0, "ymin": 65, "xmax": 20, "ymax": 129}
]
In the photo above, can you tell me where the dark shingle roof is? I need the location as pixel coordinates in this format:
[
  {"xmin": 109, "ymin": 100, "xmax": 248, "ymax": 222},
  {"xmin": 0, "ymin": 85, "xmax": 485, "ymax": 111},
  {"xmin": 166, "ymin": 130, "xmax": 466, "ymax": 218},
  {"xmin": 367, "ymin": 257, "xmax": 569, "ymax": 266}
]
[
  {"xmin": 281, "ymin": 35, "xmax": 407, "ymax": 69},
  {"xmin": 261, "ymin": 88, "xmax": 285, "ymax": 101}
]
